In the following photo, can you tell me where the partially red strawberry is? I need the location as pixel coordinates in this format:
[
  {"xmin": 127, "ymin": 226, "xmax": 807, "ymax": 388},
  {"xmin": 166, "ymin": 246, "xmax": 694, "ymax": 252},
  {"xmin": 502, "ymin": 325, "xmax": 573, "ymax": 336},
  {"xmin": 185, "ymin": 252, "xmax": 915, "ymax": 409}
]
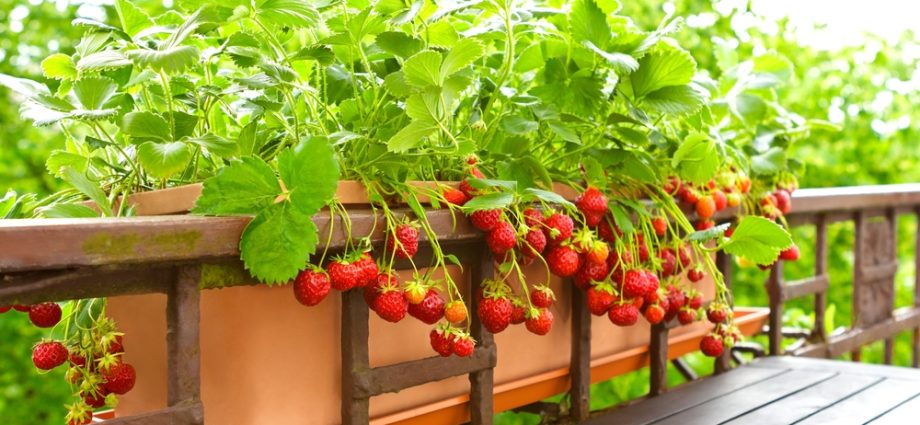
[
  {"xmin": 700, "ymin": 334, "xmax": 724, "ymax": 357},
  {"xmin": 687, "ymin": 268, "xmax": 704, "ymax": 282},
  {"xmin": 327, "ymin": 258, "xmax": 363, "ymax": 291},
  {"xmin": 677, "ymin": 309, "xmax": 696, "ymax": 325},
  {"xmin": 587, "ymin": 283, "xmax": 615, "ymax": 316},
  {"xmin": 619, "ymin": 269, "xmax": 649, "ymax": 299},
  {"xmin": 530, "ymin": 286, "xmax": 554, "ymax": 309},
  {"xmin": 707, "ymin": 306, "xmax": 728, "ymax": 324},
  {"xmin": 774, "ymin": 189, "xmax": 792, "ymax": 214},
  {"xmin": 66, "ymin": 405, "xmax": 93, "ymax": 425},
  {"xmin": 373, "ymin": 289, "xmax": 409, "ymax": 323},
  {"xmin": 576, "ymin": 187, "xmax": 608, "ymax": 216},
  {"xmin": 469, "ymin": 209, "xmax": 502, "ymax": 232},
  {"xmin": 443, "ymin": 188, "xmax": 470, "ymax": 206},
  {"xmin": 780, "ymin": 244, "xmax": 800, "ymax": 261},
  {"xmin": 525, "ymin": 308, "xmax": 554, "ymax": 335},
  {"xmin": 664, "ymin": 176, "xmax": 681, "ymax": 194},
  {"xmin": 388, "ymin": 224, "xmax": 420, "ymax": 259},
  {"xmin": 727, "ymin": 192, "xmax": 742, "ymax": 208},
  {"xmin": 652, "ymin": 217, "xmax": 668, "ymax": 237},
  {"xmin": 657, "ymin": 249, "xmax": 677, "ymax": 278},
  {"xmin": 293, "ymin": 269, "xmax": 331, "ymax": 307},
  {"xmin": 608, "ymin": 302, "xmax": 639, "ymax": 326},
  {"xmin": 478, "ymin": 295, "xmax": 513, "ymax": 333},
  {"xmin": 452, "ymin": 335, "xmax": 475, "ymax": 357},
  {"xmin": 712, "ymin": 189, "xmax": 728, "ymax": 211},
  {"xmin": 522, "ymin": 208, "xmax": 544, "ymax": 227},
  {"xmin": 486, "ymin": 221, "xmax": 517, "ymax": 256},
  {"xmin": 643, "ymin": 303, "xmax": 666, "ymax": 324},
  {"xmin": 696, "ymin": 196, "xmax": 716, "ymax": 219},
  {"xmin": 543, "ymin": 213, "xmax": 574, "ymax": 245},
  {"xmin": 547, "ymin": 245, "xmax": 581, "ymax": 278},
  {"xmin": 29, "ymin": 302, "xmax": 62, "ymax": 328},
  {"xmin": 430, "ymin": 329, "xmax": 455, "ymax": 357},
  {"xmin": 521, "ymin": 228, "xmax": 547, "ymax": 257},
  {"xmin": 444, "ymin": 300, "xmax": 468, "ymax": 324},
  {"xmin": 102, "ymin": 361, "xmax": 136, "ymax": 394},
  {"xmin": 107, "ymin": 335, "xmax": 124, "ymax": 355},
  {"xmin": 32, "ymin": 341, "xmax": 68, "ymax": 370},
  {"xmin": 680, "ymin": 187, "xmax": 699, "ymax": 204},
  {"xmin": 408, "ymin": 289, "xmax": 446, "ymax": 324},
  {"xmin": 586, "ymin": 241, "xmax": 609, "ymax": 264}
]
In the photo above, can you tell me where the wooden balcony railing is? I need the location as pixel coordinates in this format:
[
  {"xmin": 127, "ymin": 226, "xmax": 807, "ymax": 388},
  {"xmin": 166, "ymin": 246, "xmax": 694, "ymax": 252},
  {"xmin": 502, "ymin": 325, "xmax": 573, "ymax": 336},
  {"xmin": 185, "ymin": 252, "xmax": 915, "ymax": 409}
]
[{"xmin": 2, "ymin": 184, "xmax": 920, "ymax": 424}]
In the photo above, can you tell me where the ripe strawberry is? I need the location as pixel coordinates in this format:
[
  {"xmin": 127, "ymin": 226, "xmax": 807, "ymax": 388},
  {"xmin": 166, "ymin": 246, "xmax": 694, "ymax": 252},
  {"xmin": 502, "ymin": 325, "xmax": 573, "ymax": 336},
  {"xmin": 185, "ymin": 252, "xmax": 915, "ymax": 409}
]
[
  {"xmin": 620, "ymin": 269, "xmax": 649, "ymax": 299},
  {"xmin": 478, "ymin": 296, "xmax": 513, "ymax": 333},
  {"xmin": 83, "ymin": 389, "xmax": 108, "ymax": 408},
  {"xmin": 443, "ymin": 188, "xmax": 470, "ymax": 206},
  {"xmin": 597, "ymin": 219, "xmax": 621, "ymax": 243},
  {"xmin": 29, "ymin": 302, "xmax": 62, "ymax": 328},
  {"xmin": 408, "ymin": 289, "xmax": 446, "ymax": 324},
  {"xmin": 607, "ymin": 249, "xmax": 633, "ymax": 274},
  {"xmin": 695, "ymin": 219, "xmax": 715, "ymax": 231},
  {"xmin": 0, "ymin": 306, "xmax": 10, "ymax": 313},
  {"xmin": 373, "ymin": 289, "xmax": 409, "ymax": 323},
  {"xmin": 635, "ymin": 235, "xmax": 650, "ymax": 263},
  {"xmin": 657, "ymin": 249, "xmax": 677, "ymax": 278},
  {"xmin": 712, "ymin": 189, "xmax": 728, "ymax": 211},
  {"xmin": 543, "ymin": 213, "xmax": 574, "ymax": 245},
  {"xmin": 678, "ymin": 244, "xmax": 693, "ymax": 268},
  {"xmin": 69, "ymin": 352, "xmax": 87, "ymax": 367},
  {"xmin": 643, "ymin": 270, "xmax": 661, "ymax": 295},
  {"xmin": 13, "ymin": 304, "xmax": 31, "ymax": 312},
  {"xmin": 388, "ymin": 224, "xmax": 419, "ymax": 259},
  {"xmin": 679, "ymin": 187, "xmax": 699, "ymax": 204},
  {"xmin": 688, "ymin": 294, "xmax": 703, "ymax": 310},
  {"xmin": 652, "ymin": 217, "xmax": 668, "ymax": 237},
  {"xmin": 356, "ymin": 253, "xmax": 379, "ymax": 286},
  {"xmin": 573, "ymin": 258, "xmax": 608, "ymax": 289},
  {"xmin": 511, "ymin": 302, "xmax": 527, "ymax": 325},
  {"xmin": 459, "ymin": 177, "xmax": 479, "ymax": 198},
  {"xmin": 522, "ymin": 208, "xmax": 544, "ymax": 227},
  {"xmin": 664, "ymin": 176, "xmax": 681, "ymax": 194},
  {"xmin": 643, "ymin": 303, "xmax": 666, "ymax": 324},
  {"xmin": 547, "ymin": 246, "xmax": 582, "ymax": 278},
  {"xmin": 365, "ymin": 273, "xmax": 396, "ymax": 307},
  {"xmin": 774, "ymin": 189, "xmax": 792, "ymax": 214},
  {"xmin": 665, "ymin": 286, "xmax": 687, "ymax": 320},
  {"xmin": 707, "ymin": 306, "xmax": 728, "ymax": 324},
  {"xmin": 576, "ymin": 187, "xmax": 608, "ymax": 216},
  {"xmin": 293, "ymin": 269, "xmax": 331, "ymax": 307},
  {"xmin": 486, "ymin": 221, "xmax": 517, "ymax": 256},
  {"xmin": 677, "ymin": 309, "xmax": 696, "ymax": 325},
  {"xmin": 430, "ymin": 329, "xmax": 455, "ymax": 356},
  {"xmin": 584, "ymin": 212, "xmax": 604, "ymax": 227},
  {"xmin": 700, "ymin": 335, "xmax": 724, "ymax": 357},
  {"xmin": 107, "ymin": 335, "xmax": 125, "ymax": 354},
  {"xmin": 525, "ymin": 308, "xmax": 554, "ymax": 335},
  {"xmin": 327, "ymin": 258, "xmax": 363, "ymax": 291},
  {"xmin": 102, "ymin": 361, "xmax": 136, "ymax": 395},
  {"xmin": 586, "ymin": 241, "xmax": 609, "ymax": 264},
  {"xmin": 452, "ymin": 335, "xmax": 475, "ymax": 357},
  {"xmin": 33, "ymin": 341, "xmax": 68, "ymax": 370},
  {"xmin": 531, "ymin": 286, "xmax": 554, "ymax": 308},
  {"xmin": 687, "ymin": 268, "xmax": 704, "ymax": 282},
  {"xmin": 608, "ymin": 302, "xmax": 639, "ymax": 326},
  {"xmin": 469, "ymin": 209, "xmax": 502, "ymax": 232},
  {"xmin": 780, "ymin": 244, "xmax": 800, "ymax": 261},
  {"xmin": 522, "ymin": 227, "xmax": 547, "ymax": 257},
  {"xmin": 696, "ymin": 195, "xmax": 716, "ymax": 219},
  {"xmin": 725, "ymin": 226, "xmax": 735, "ymax": 238},
  {"xmin": 444, "ymin": 301, "xmax": 468, "ymax": 324},
  {"xmin": 587, "ymin": 283, "xmax": 615, "ymax": 316}
]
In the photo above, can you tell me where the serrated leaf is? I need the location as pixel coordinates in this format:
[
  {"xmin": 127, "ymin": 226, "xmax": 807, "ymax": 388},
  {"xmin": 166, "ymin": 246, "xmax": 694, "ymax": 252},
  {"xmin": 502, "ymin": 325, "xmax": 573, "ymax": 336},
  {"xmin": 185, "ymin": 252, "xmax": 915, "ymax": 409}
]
[
  {"xmin": 403, "ymin": 50, "xmax": 443, "ymax": 87},
  {"xmin": 291, "ymin": 45, "xmax": 334, "ymax": 65},
  {"xmin": 469, "ymin": 178, "xmax": 517, "ymax": 191},
  {"xmin": 570, "ymin": 0, "xmax": 611, "ymax": 48},
  {"xmin": 501, "ymin": 115, "xmax": 539, "ymax": 135},
  {"xmin": 40, "ymin": 203, "xmax": 99, "ymax": 218},
  {"xmin": 192, "ymin": 156, "xmax": 282, "ymax": 215},
  {"xmin": 582, "ymin": 156, "xmax": 607, "ymax": 187},
  {"xmin": 187, "ymin": 133, "xmax": 239, "ymax": 157},
  {"xmin": 77, "ymin": 51, "xmax": 133, "ymax": 72},
  {"xmin": 0, "ymin": 73, "xmax": 50, "ymax": 98},
  {"xmin": 73, "ymin": 77, "xmax": 118, "ymax": 110},
  {"xmin": 672, "ymin": 132, "xmax": 720, "ymax": 184},
  {"xmin": 61, "ymin": 167, "xmax": 111, "ymax": 215},
  {"xmin": 240, "ymin": 202, "xmax": 317, "ymax": 284},
  {"xmin": 524, "ymin": 188, "xmax": 573, "ymax": 207},
  {"xmin": 122, "ymin": 111, "xmax": 170, "ymax": 140},
  {"xmin": 257, "ymin": 0, "xmax": 320, "ymax": 28},
  {"xmin": 115, "ymin": 0, "xmax": 153, "ymax": 37},
  {"xmin": 137, "ymin": 141, "xmax": 193, "ymax": 179},
  {"xmin": 462, "ymin": 192, "xmax": 514, "ymax": 211},
  {"xmin": 688, "ymin": 223, "xmax": 730, "ymax": 242},
  {"xmin": 126, "ymin": 45, "xmax": 199, "ymax": 73},
  {"xmin": 72, "ymin": 18, "xmax": 132, "ymax": 41},
  {"xmin": 376, "ymin": 32, "xmax": 424, "ymax": 58},
  {"xmin": 391, "ymin": 0, "xmax": 423, "ymax": 24},
  {"xmin": 278, "ymin": 137, "xmax": 340, "ymax": 213},
  {"xmin": 584, "ymin": 41, "xmax": 638, "ymax": 74},
  {"xmin": 721, "ymin": 216, "xmax": 792, "ymax": 265},
  {"xmin": 621, "ymin": 151, "xmax": 658, "ymax": 183},
  {"xmin": 441, "ymin": 38, "xmax": 484, "ymax": 79},
  {"xmin": 42, "ymin": 54, "xmax": 78, "ymax": 80},
  {"xmin": 387, "ymin": 121, "xmax": 437, "ymax": 152},
  {"xmin": 751, "ymin": 147, "xmax": 787, "ymax": 175},
  {"xmin": 631, "ymin": 45, "xmax": 696, "ymax": 98},
  {"xmin": 642, "ymin": 84, "xmax": 706, "ymax": 115}
]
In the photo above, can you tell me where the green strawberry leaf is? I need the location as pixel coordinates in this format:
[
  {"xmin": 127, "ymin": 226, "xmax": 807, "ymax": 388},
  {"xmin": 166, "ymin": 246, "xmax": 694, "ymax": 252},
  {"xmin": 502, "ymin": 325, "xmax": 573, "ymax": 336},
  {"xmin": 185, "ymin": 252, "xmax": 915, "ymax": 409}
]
[
  {"xmin": 387, "ymin": 121, "xmax": 437, "ymax": 152},
  {"xmin": 137, "ymin": 141, "xmax": 194, "ymax": 179},
  {"xmin": 278, "ymin": 137, "xmax": 340, "ymax": 213},
  {"xmin": 256, "ymin": 0, "xmax": 321, "ymax": 28},
  {"xmin": 192, "ymin": 156, "xmax": 282, "ymax": 215},
  {"xmin": 114, "ymin": 0, "xmax": 153, "ymax": 37},
  {"xmin": 721, "ymin": 216, "xmax": 793, "ymax": 265},
  {"xmin": 73, "ymin": 77, "xmax": 118, "ymax": 111},
  {"xmin": 570, "ymin": 0, "xmax": 611, "ymax": 48},
  {"xmin": 239, "ymin": 201, "xmax": 317, "ymax": 285},
  {"xmin": 672, "ymin": 132, "xmax": 720, "ymax": 185},
  {"xmin": 121, "ymin": 111, "xmax": 170, "ymax": 141},
  {"xmin": 631, "ymin": 43, "xmax": 696, "ymax": 98},
  {"xmin": 687, "ymin": 222, "xmax": 730, "ymax": 242},
  {"xmin": 524, "ymin": 188, "xmax": 573, "ymax": 207},
  {"xmin": 41, "ymin": 54, "xmax": 77, "ymax": 80},
  {"xmin": 463, "ymin": 192, "xmax": 514, "ymax": 212}
]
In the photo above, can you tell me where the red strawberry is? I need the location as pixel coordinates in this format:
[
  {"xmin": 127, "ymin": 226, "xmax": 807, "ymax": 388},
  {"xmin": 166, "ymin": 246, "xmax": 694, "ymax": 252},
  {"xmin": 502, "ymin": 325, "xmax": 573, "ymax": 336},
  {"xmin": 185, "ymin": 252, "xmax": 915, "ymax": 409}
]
[
  {"xmin": 597, "ymin": 220, "xmax": 620, "ymax": 243},
  {"xmin": 522, "ymin": 228, "xmax": 547, "ymax": 257},
  {"xmin": 443, "ymin": 188, "xmax": 470, "ymax": 206},
  {"xmin": 635, "ymin": 235, "xmax": 650, "ymax": 262},
  {"xmin": 0, "ymin": 306, "xmax": 10, "ymax": 313},
  {"xmin": 356, "ymin": 253, "xmax": 379, "ymax": 286},
  {"xmin": 724, "ymin": 226, "xmax": 735, "ymax": 238},
  {"xmin": 522, "ymin": 208, "xmax": 544, "ymax": 227},
  {"xmin": 365, "ymin": 273, "xmax": 395, "ymax": 306},
  {"xmin": 13, "ymin": 304, "xmax": 31, "ymax": 312},
  {"xmin": 700, "ymin": 335, "xmax": 724, "ymax": 357},
  {"xmin": 293, "ymin": 269, "xmax": 331, "ymax": 307},
  {"xmin": 107, "ymin": 335, "xmax": 125, "ymax": 354},
  {"xmin": 739, "ymin": 177, "xmax": 752, "ymax": 193},
  {"xmin": 607, "ymin": 249, "xmax": 633, "ymax": 274},
  {"xmin": 780, "ymin": 244, "xmax": 800, "ymax": 261},
  {"xmin": 459, "ymin": 179, "xmax": 477, "ymax": 198},
  {"xmin": 327, "ymin": 259, "xmax": 363, "ymax": 291},
  {"xmin": 430, "ymin": 329, "xmax": 455, "ymax": 356},
  {"xmin": 643, "ymin": 271, "xmax": 661, "ymax": 295},
  {"xmin": 707, "ymin": 306, "xmax": 728, "ymax": 324},
  {"xmin": 657, "ymin": 249, "xmax": 677, "ymax": 278},
  {"xmin": 678, "ymin": 244, "xmax": 693, "ymax": 268},
  {"xmin": 680, "ymin": 187, "xmax": 699, "ymax": 204},
  {"xmin": 388, "ymin": 224, "xmax": 420, "ymax": 259},
  {"xmin": 469, "ymin": 209, "xmax": 502, "ymax": 232},
  {"xmin": 677, "ymin": 309, "xmax": 696, "ymax": 325},
  {"xmin": 584, "ymin": 212, "xmax": 604, "ymax": 228},
  {"xmin": 478, "ymin": 296, "xmax": 513, "ymax": 333},
  {"xmin": 587, "ymin": 284, "xmax": 615, "ymax": 316},
  {"xmin": 511, "ymin": 302, "xmax": 527, "ymax": 324},
  {"xmin": 688, "ymin": 294, "xmax": 703, "ymax": 310},
  {"xmin": 525, "ymin": 308, "xmax": 554, "ymax": 335},
  {"xmin": 712, "ymin": 189, "xmax": 728, "ymax": 211},
  {"xmin": 695, "ymin": 219, "xmax": 715, "ymax": 231},
  {"xmin": 652, "ymin": 217, "xmax": 668, "ymax": 237},
  {"xmin": 608, "ymin": 302, "xmax": 639, "ymax": 326},
  {"xmin": 620, "ymin": 270, "xmax": 649, "ymax": 299},
  {"xmin": 530, "ymin": 287, "xmax": 554, "ymax": 308},
  {"xmin": 574, "ymin": 258, "xmax": 608, "ymax": 289},
  {"xmin": 696, "ymin": 196, "xmax": 716, "ymax": 219},
  {"xmin": 102, "ymin": 361, "xmax": 136, "ymax": 395},
  {"xmin": 586, "ymin": 242, "xmax": 609, "ymax": 264},
  {"xmin": 664, "ymin": 176, "xmax": 681, "ymax": 194},
  {"xmin": 643, "ymin": 304, "xmax": 666, "ymax": 324},
  {"xmin": 543, "ymin": 213, "xmax": 574, "ymax": 245},
  {"xmin": 547, "ymin": 246, "xmax": 582, "ymax": 278},
  {"xmin": 687, "ymin": 268, "xmax": 704, "ymax": 282},
  {"xmin": 774, "ymin": 189, "xmax": 792, "ymax": 214},
  {"xmin": 408, "ymin": 290, "xmax": 446, "ymax": 324},
  {"xmin": 576, "ymin": 187, "xmax": 608, "ymax": 216},
  {"xmin": 444, "ymin": 301, "xmax": 468, "ymax": 324},
  {"xmin": 69, "ymin": 352, "xmax": 87, "ymax": 367},
  {"xmin": 29, "ymin": 302, "xmax": 62, "ymax": 328},
  {"xmin": 82, "ymin": 389, "xmax": 108, "ymax": 408},
  {"xmin": 32, "ymin": 341, "xmax": 68, "ymax": 370},
  {"xmin": 486, "ymin": 221, "xmax": 517, "ymax": 256},
  {"xmin": 452, "ymin": 335, "xmax": 475, "ymax": 357},
  {"xmin": 665, "ymin": 286, "xmax": 687, "ymax": 320},
  {"xmin": 373, "ymin": 289, "xmax": 409, "ymax": 322}
]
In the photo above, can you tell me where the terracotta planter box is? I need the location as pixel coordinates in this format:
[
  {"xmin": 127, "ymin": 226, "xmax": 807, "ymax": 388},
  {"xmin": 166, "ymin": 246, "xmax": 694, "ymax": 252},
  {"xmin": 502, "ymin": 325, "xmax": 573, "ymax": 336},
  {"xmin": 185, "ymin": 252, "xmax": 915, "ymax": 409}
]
[{"xmin": 104, "ymin": 183, "xmax": 763, "ymax": 424}]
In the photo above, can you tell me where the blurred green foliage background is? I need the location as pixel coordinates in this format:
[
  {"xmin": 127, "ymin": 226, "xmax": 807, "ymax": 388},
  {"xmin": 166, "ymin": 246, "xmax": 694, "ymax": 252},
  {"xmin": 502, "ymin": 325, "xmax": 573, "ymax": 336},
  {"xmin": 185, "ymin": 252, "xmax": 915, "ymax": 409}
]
[{"xmin": 2, "ymin": 0, "xmax": 920, "ymax": 424}]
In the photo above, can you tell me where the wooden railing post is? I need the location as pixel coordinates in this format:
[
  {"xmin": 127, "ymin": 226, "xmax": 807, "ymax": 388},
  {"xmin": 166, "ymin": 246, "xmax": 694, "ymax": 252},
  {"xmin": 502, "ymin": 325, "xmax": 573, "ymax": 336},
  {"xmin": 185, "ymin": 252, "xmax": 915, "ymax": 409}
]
[
  {"xmin": 166, "ymin": 265, "xmax": 204, "ymax": 423},
  {"xmin": 469, "ymin": 251, "xmax": 494, "ymax": 425},
  {"xmin": 649, "ymin": 323, "xmax": 668, "ymax": 395},
  {"xmin": 714, "ymin": 251, "xmax": 732, "ymax": 373},
  {"xmin": 813, "ymin": 215, "xmax": 829, "ymax": 343},
  {"xmin": 570, "ymin": 284, "xmax": 591, "ymax": 420},
  {"xmin": 341, "ymin": 288, "xmax": 370, "ymax": 425},
  {"xmin": 766, "ymin": 261, "xmax": 784, "ymax": 356},
  {"xmin": 915, "ymin": 207, "xmax": 920, "ymax": 368}
]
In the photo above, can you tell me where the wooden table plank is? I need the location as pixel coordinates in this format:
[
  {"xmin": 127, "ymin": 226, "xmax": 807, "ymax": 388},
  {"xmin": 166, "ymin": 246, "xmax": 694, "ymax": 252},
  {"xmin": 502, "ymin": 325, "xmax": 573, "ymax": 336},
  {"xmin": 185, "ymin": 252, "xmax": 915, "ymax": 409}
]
[
  {"xmin": 866, "ymin": 394, "xmax": 920, "ymax": 424},
  {"xmin": 722, "ymin": 374, "xmax": 882, "ymax": 425},
  {"xmin": 650, "ymin": 370, "xmax": 836, "ymax": 425},
  {"xmin": 584, "ymin": 367, "xmax": 789, "ymax": 425},
  {"xmin": 750, "ymin": 356, "xmax": 920, "ymax": 380},
  {"xmin": 795, "ymin": 378, "xmax": 920, "ymax": 425}
]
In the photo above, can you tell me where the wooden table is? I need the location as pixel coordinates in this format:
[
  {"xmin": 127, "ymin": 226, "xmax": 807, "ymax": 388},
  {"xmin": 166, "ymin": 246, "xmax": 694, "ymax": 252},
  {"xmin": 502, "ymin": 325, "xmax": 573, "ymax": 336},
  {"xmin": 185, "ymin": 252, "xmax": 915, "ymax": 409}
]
[{"xmin": 593, "ymin": 356, "xmax": 920, "ymax": 425}]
